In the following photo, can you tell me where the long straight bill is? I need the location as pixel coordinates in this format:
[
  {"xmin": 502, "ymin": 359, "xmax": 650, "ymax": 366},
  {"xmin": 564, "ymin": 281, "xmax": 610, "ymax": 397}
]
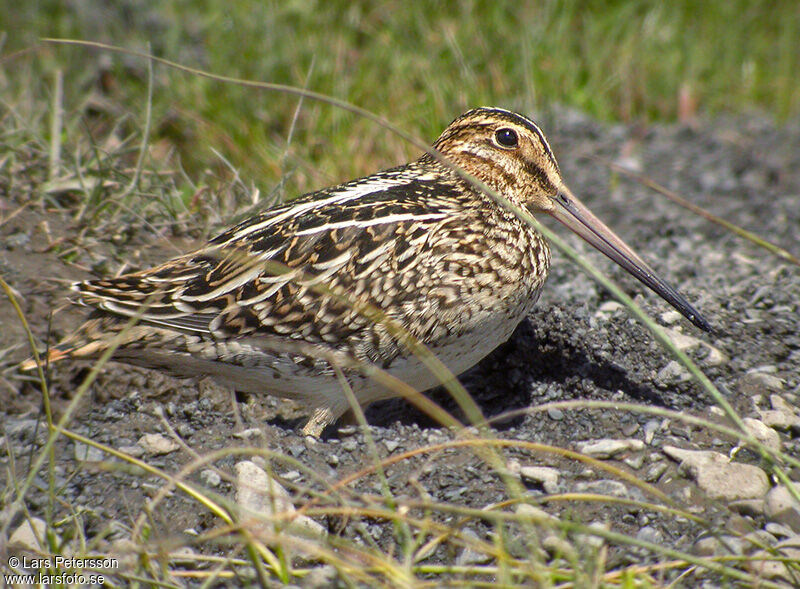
[{"xmin": 550, "ymin": 187, "xmax": 712, "ymax": 332}]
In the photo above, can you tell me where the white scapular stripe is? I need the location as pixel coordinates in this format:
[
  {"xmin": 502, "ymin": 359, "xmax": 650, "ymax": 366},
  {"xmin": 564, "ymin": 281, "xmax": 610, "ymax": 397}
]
[
  {"xmin": 293, "ymin": 212, "xmax": 448, "ymax": 236},
  {"xmin": 223, "ymin": 175, "xmax": 415, "ymax": 242}
]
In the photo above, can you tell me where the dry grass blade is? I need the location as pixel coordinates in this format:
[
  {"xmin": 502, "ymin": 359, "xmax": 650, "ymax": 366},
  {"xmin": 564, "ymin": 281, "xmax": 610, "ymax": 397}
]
[{"xmin": 600, "ymin": 156, "xmax": 800, "ymax": 267}]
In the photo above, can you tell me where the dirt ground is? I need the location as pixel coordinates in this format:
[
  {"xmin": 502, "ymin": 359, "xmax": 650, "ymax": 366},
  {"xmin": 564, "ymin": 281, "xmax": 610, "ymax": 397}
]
[{"xmin": 2, "ymin": 110, "xmax": 799, "ymax": 585}]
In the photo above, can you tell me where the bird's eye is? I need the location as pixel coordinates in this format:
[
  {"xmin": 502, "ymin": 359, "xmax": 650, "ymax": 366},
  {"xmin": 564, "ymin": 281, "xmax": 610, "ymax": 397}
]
[{"xmin": 494, "ymin": 128, "xmax": 518, "ymax": 148}]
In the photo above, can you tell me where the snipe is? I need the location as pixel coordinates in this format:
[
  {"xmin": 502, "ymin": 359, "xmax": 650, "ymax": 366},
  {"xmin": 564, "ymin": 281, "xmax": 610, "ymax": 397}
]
[{"xmin": 23, "ymin": 107, "xmax": 710, "ymax": 436}]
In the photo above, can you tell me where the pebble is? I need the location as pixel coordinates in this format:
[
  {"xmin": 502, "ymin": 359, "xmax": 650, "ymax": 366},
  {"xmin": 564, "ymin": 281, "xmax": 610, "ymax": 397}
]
[
  {"xmin": 9, "ymin": 517, "xmax": 49, "ymax": 552},
  {"xmin": 764, "ymin": 522, "xmax": 796, "ymax": 539},
  {"xmin": 741, "ymin": 418, "xmax": 781, "ymax": 452},
  {"xmin": 748, "ymin": 541, "xmax": 800, "ymax": 583},
  {"xmin": 643, "ymin": 419, "xmax": 661, "ymax": 445},
  {"xmin": 644, "ymin": 461, "xmax": 669, "ymax": 482},
  {"xmin": 693, "ymin": 535, "xmax": 746, "ymax": 556},
  {"xmin": 118, "ymin": 444, "xmax": 145, "ymax": 458},
  {"xmin": 302, "ymin": 564, "xmax": 338, "ymax": 588},
  {"xmin": 728, "ymin": 499, "xmax": 765, "ymax": 517},
  {"xmin": 341, "ymin": 440, "xmax": 358, "ymax": 452},
  {"xmin": 233, "ymin": 428, "xmax": 264, "ymax": 440},
  {"xmin": 740, "ymin": 369, "xmax": 784, "ymax": 394},
  {"xmin": 547, "ymin": 408, "xmax": 564, "ymax": 421},
  {"xmin": 574, "ymin": 479, "xmax": 630, "ymax": 498},
  {"xmin": 764, "ymin": 484, "xmax": 800, "ymax": 533},
  {"xmin": 74, "ymin": 442, "xmax": 106, "ymax": 462},
  {"xmin": 138, "ymin": 433, "xmax": 180, "ymax": 455},
  {"xmin": 519, "ymin": 466, "xmax": 560, "ymax": 494},
  {"xmin": 515, "ymin": 503, "xmax": 558, "ymax": 523},
  {"xmin": 542, "ymin": 533, "xmax": 576, "ymax": 559},
  {"xmin": 384, "ymin": 439, "xmax": 400, "ymax": 452},
  {"xmin": 662, "ymin": 446, "xmax": 769, "ymax": 501},
  {"xmin": 576, "ymin": 438, "xmax": 644, "ymax": 459},
  {"xmin": 456, "ymin": 528, "xmax": 491, "ymax": 565},
  {"xmin": 234, "ymin": 460, "xmax": 325, "ymax": 539},
  {"xmin": 200, "ymin": 469, "xmax": 222, "ymax": 487},
  {"xmin": 758, "ymin": 395, "xmax": 800, "ymax": 431},
  {"xmin": 656, "ymin": 360, "xmax": 691, "ymax": 385},
  {"xmin": 623, "ymin": 453, "xmax": 646, "ymax": 470}
]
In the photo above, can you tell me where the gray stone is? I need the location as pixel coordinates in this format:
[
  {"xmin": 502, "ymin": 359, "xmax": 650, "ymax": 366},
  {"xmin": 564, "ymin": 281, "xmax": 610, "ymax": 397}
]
[
  {"xmin": 765, "ymin": 484, "xmax": 800, "ymax": 533},
  {"xmin": 9, "ymin": 518, "xmax": 49, "ymax": 552},
  {"xmin": 741, "ymin": 417, "xmax": 781, "ymax": 452},
  {"xmin": 456, "ymin": 528, "xmax": 491, "ymax": 565},
  {"xmin": 137, "ymin": 433, "xmax": 179, "ymax": 455},
  {"xmin": 694, "ymin": 535, "xmax": 746, "ymax": 556},
  {"xmin": 235, "ymin": 460, "xmax": 326, "ymax": 540},
  {"xmin": 574, "ymin": 479, "xmax": 630, "ymax": 498},
  {"xmin": 74, "ymin": 441, "xmax": 105, "ymax": 462},
  {"xmin": 758, "ymin": 395, "xmax": 800, "ymax": 431},
  {"xmin": 728, "ymin": 498, "xmax": 765, "ymax": 517},
  {"xmin": 663, "ymin": 446, "xmax": 769, "ymax": 501},
  {"xmin": 576, "ymin": 438, "xmax": 644, "ymax": 459},
  {"xmin": 302, "ymin": 564, "xmax": 338, "ymax": 588},
  {"xmin": 519, "ymin": 466, "xmax": 560, "ymax": 494},
  {"xmin": 200, "ymin": 469, "xmax": 222, "ymax": 487},
  {"xmin": 233, "ymin": 427, "xmax": 264, "ymax": 440},
  {"xmin": 644, "ymin": 461, "xmax": 669, "ymax": 482},
  {"xmin": 384, "ymin": 439, "xmax": 400, "ymax": 452}
]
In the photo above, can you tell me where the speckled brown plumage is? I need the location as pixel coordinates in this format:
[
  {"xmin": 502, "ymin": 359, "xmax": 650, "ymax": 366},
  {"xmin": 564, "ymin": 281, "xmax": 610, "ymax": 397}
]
[{"xmin": 27, "ymin": 107, "xmax": 709, "ymax": 435}]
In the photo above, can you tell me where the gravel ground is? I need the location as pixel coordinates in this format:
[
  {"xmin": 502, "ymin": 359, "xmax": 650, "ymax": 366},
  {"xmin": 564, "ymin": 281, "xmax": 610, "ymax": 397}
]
[{"xmin": 2, "ymin": 111, "xmax": 799, "ymax": 586}]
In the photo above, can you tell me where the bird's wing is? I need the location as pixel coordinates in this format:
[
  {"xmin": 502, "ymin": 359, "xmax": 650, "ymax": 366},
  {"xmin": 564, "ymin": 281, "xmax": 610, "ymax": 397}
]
[{"xmin": 76, "ymin": 166, "xmax": 468, "ymax": 349}]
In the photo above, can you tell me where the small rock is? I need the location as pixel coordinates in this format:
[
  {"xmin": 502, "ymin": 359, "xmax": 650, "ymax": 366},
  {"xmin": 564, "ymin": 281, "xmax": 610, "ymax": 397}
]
[
  {"xmin": 574, "ymin": 479, "xmax": 630, "ymax": 498},
  {"xmin": 233, "ymin": 428, "xmax": 264, "ymax": 440},
  {"xmin": 302, "ymin": 564, "xmax": 338, "ymax": 588},
  {"xmin": 456, "ymin": 529, "xmax": 491, "ymax": 565},
  {"xmin": 137, "ymin": 433, "xmax": 180, "ymax": 455},
  {"xmin": 384, "ymin": 439, "xmax": 400, "ymax": 452},
  {"xmin": 694, "ymin": 535, "xmax": 746, "ymax": 556},
  {"xmin": 519, "ymin": 466, "xmax": 560, "ymax": 494},
  {"xmin": 200, "ymin": 469, "xmax": 222, "ymax": 487},
  {"xmin": 644, "ymin": 461, "xmax": 669, "ymax": 482},
  {"xmin": 656, "ymin": 361, "xmax": 691, "ymax": 384},
  {"xmin": 643, "ymin": 420, "xmax": 661, "ymax": 445},
  {"xmin": 623, "ymin": 453, "xmax": 646, "ymax": 470},
  {"xmin": 663, "ymin": 446, "xmax": 769, "ymax": 500},
  {"xmin": 748, "ymin": 542, "xmax": 800, "ymax": 582},
  {"xmin": 764, "ymin": 522, "xmax": 796, "ymax": 539},
  {"xmin": 577, "ymin": 438, "xmax": 644, "ymax": 459},
  {"xmin": 635, "ymin": 526, "xmax": 663, "ymax": 547},
  {"xmin": 741, "ymin": 418, "xmax": 782, "ymax": 452},
  {"xmin": 580, "ymin": 521, "xmax": 610, "ymax": 549},
  {"xmin": 515, "ymin": 503, "xmax": 557, "ymax": 523},
  {"xmin": 728, "ymin": 499, "xmax": 765, "ymax": 517},
  {"xmin": 741, "ymin": 370, "xmax": 784, "ymax": 394},
  {"xmin": 757, "ymin": 395, "xmax": 800, "ymax": 432},
  {"xmin": 170, "ymin": 546, "xmax": 198, "ymax": 566},
  {"xmin": 74, "ymin": 442, "xmax": 105, "ymax": 462},
  {"xmin": 765, "ymin": 484, "xmax": 800, "ymax": 533},
  {"xmin": 235, "ymin": 460, "xmax": 326, "ymax": 539},
  {"xmin": 9, "ymin": 518, "xmax": 49, "ymax": 551},
  {"xmin": 547, "ymin": 408, "xmax": 564, "ymax": 421},
  {"xmin": 337, "ymin": 425, "xmax": 357, "ymax": 436},
  {"xmin": 118, "ymin": 444, "xmax": 145, "ymax": 458},
  {"xmin": 660, "ymin": 310, "xmax": 683, "ymax": 325},
  {"xmin": 542, "ymin": 533, "xmax": 576, "ymax": 559},
  {"xmin": 341, "ymin": 440, "xmax": 358, "ymax": 452},
  {"xmin": 282, "ymin": 470, "xmax": 301, "ymax": 482}
]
